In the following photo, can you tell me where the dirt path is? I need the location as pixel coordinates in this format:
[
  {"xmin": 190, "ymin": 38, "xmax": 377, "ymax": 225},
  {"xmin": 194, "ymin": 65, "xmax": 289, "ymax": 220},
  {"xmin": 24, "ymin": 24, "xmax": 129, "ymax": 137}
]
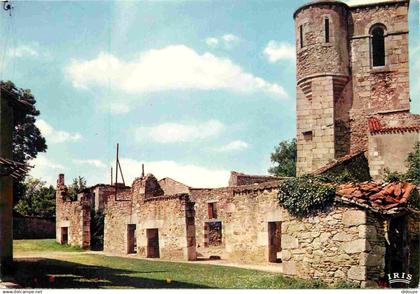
[{"xmin": 15, "ymin": 250, "xmax": 283, "ymax": 274}]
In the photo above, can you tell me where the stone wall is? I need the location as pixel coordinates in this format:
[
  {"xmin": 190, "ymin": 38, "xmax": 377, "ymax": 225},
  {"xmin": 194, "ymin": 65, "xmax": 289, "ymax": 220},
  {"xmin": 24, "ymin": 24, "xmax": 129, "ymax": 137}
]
[
  {"xmin": 228, "ymin": 171, "xmax": 283, "ymax": 186},
  {"xmin": 349, "ymin": 1, "xmax": 410, "ymax": 153},
  {"xmin": 280, "ymin": 207, "xmax": 385, "ymax": 286},
  {"xmin": 368, "ymin": 130, "xmax": 420, "ymax": 181},
  {"xmin": 158, "ymin": 178, "xmax": 190, "ymax": 195},
  {"xmin": 55, "ymin": 191, "xmax": 91, "ymax": 249},
  {"xmin": 295, "ymin": 0, "xmax": 412, "ymax": 175},
  {"xmin": 13, "ymin": 216, "xmax": 55, "ymax": 239},
  {"xmin": 104, "ymin": 175, "xmax": 196, "ymax": 261}
]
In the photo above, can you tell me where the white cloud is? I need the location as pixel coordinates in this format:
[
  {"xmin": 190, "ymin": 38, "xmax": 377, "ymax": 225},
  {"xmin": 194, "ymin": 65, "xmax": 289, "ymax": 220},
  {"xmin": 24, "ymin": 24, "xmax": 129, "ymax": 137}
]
[
  {"xmin": 205, "ymin": 34, "xmax": 240, "ymax": 49},
  {"xmin": 135, "ymin": 120, "xmax": 224, "ymax": 144},
  {"xmin": 344, "ymin": 0, "xmax": 395, "ymax": 5},
  {"xmin": 213, "ymin": 140, "xmax": 249, "ymax": 152},
  {"xmin": 66, "ymin": 45, "xmax": 288, "ymax": 100},
  {"xmin": 12, "ymin": 44, "xmax": 39, "ymax": 58},
  {"xmin": 74, "ymin": 159, "xmax": 106, "ymax": 168},
  {"xmin": 109, "ymin": 102, "xmax": 130, "ymax": 114},
  {"xmin": 205, "ymin": 37, "xmax": 219, "ymax": 48},
  {"xmin": 263, "ymin": 41, "xmax": 295, "ymax": 63},
  {"xmin": 118, "ymin": 158, "xmax": 230, "ymax": 188},
  {"xmin": 35, "ymin": 119, "xmax": 82, "ymax": 144},
  {"xmin": 29, "ymin": 154, "xmax": 65, "ymax": 186}
]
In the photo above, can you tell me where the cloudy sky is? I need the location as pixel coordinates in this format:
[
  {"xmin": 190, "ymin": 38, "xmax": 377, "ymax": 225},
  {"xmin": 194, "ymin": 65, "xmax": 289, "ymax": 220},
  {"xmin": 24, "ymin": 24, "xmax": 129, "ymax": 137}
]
[{"xmin": 0, "ymin": 0, "xmax": 418, "ymax": 187}]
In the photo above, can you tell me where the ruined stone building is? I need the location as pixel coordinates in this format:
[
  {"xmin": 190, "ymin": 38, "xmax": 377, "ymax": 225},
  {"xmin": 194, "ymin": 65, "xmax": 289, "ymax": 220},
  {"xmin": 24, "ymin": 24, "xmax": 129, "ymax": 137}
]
[{"xmin": 55, "ymin": 0, "xmax": 419, "ymax": 288}]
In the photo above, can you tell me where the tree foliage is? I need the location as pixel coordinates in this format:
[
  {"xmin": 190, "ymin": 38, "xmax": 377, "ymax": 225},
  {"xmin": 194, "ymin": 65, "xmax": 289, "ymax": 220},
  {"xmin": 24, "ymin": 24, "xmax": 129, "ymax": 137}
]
[
  {"xmin": 14, "ymin": 177, "xmax": 55, "ymax": 218},
  {"xmin": 68, "ymin": 176, "xmax": 87, "ymax": 200},
  {"xmin": 1, "ymin": 81, "xmax": 47, "ymax": 206},
  {"xmin": 268, "ymin": 138, "xmax": 297, "ymax": 177},
  {"xmin": 384, "ymin": 142, "xmax": 420, "ymax": 185}
]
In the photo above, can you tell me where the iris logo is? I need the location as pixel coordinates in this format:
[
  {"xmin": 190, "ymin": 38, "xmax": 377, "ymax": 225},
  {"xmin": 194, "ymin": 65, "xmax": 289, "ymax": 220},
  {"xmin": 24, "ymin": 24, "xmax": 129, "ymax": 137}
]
[{"xmin": 387, "ymin": 272, "xmax": 412, "ymax": 285}]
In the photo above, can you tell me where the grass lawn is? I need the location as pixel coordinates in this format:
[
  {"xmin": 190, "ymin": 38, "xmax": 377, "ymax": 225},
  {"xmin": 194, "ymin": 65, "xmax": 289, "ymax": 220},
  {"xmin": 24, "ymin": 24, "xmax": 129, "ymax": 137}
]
[
  {"xmin": 12, "ymin": 239, "xmax": 335, "ymax": 289},
  {"xmin": 14, "ymin": 239, "xmax": 84, "ymax": 253}
]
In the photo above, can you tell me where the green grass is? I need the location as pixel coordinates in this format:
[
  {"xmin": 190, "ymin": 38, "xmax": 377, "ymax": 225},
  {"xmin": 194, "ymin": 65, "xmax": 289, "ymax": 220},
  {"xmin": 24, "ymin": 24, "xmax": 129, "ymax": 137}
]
[
  {"xmin": 12, "ymin": 239, "xmax": 328, "ymax": 289},
  {"xmin": 14, "ymin": 239, "xmax": 84, "ymax": 253}
]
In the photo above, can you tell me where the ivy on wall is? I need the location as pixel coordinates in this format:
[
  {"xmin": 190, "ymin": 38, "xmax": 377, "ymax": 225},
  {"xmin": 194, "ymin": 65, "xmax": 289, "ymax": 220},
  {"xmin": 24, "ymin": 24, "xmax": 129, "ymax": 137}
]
[{"xmin": 278, "ymin": 177, "xmax": 336, "ymax": 218}]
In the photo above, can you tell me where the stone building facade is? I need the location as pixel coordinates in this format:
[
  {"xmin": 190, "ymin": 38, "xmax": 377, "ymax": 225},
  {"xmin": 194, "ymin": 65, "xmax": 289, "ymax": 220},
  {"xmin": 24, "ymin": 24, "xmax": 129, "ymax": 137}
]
[{"xmin": 295, "ymin": 0, "xmax": 419, "ymax": 175}]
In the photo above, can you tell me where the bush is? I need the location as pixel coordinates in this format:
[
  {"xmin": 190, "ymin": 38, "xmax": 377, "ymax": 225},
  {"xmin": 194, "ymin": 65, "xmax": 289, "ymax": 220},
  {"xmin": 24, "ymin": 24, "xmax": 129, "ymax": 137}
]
[{"xmin": 278, "ymin": 177, "xmax": 336, "ymax": 218}]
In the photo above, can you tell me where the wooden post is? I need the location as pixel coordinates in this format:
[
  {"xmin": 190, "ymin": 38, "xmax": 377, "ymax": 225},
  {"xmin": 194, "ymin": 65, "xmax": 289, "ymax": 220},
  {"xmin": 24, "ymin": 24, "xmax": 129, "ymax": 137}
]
[{"xmin": 0, "ymin": 94, "xmax": 14, "ymax": 278}]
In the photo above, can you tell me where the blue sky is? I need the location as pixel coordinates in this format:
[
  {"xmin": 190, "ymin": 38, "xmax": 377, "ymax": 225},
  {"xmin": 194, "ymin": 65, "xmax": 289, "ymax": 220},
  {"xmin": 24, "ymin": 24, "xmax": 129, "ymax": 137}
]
[{"xmin": 0, "ymin": 0, "xmax": 418, "ymax": 187}]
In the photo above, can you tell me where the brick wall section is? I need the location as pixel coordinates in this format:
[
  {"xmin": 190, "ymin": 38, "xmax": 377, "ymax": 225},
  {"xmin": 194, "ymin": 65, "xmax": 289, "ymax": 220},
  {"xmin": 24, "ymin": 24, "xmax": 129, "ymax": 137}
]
[{"xmin": 104, "ymin": 175, "xmax": 196, "ymax": 260}]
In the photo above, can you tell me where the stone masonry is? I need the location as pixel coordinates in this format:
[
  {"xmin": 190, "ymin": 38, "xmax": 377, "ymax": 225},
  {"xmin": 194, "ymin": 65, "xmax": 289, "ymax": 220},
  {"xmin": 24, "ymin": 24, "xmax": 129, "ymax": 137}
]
[{"xmin": 295, "ymin": 0, "xmax": 418, "ymax": 175}]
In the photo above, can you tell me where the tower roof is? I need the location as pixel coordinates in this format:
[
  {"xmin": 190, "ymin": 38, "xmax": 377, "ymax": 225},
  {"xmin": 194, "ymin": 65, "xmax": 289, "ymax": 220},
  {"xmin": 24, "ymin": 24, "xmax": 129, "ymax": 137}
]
[{"xmin": 293, "ymin": 0, "xmax": 349, "ymax": 19}]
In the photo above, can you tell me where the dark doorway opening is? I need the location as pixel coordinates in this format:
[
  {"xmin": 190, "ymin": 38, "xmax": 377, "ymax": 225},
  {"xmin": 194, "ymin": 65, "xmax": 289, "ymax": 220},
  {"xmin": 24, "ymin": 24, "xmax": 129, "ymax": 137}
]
[
  {"xmin": 90, "ymin": 210, "xmax": 104, "ymax": 251},
  {"xmin": 204, "ymin": 221, "xmax": 222, "ymax": 247},
  {"xmin": 385, "ymin": 216, "xmax": 409, "ymax": 288},
  {"xmin": 268, "ymin": 221, "xmax": 282, "ymax": 263},
  {"xmin": 61, "ymin": 227, "xmax": 68, "ymax": 245},
  {"xmin": 146, "ymin": 228, "xmax": 160, "ymax": 258},
  {"xmin": 127, "ymin": 224, "xmax": 137, "ymax": 254}
]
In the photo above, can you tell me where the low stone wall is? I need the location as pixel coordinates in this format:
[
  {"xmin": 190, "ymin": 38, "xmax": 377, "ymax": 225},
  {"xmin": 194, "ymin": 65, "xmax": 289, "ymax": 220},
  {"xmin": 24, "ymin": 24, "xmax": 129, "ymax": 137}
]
[
  {"xmin": 13, "ymin": 216, "xmax": 55, "ymax": 239},
  {"xmin": 281, "ymin": 207, "xmax": 385, "ymax": 287}
]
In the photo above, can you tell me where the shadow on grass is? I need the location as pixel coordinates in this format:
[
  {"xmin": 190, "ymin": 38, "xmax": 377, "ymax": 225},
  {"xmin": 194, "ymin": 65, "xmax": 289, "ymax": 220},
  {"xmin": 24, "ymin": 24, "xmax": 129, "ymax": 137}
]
[{"xmin": 13, "ymin": 258, "xmax": 211, "ymax": 289}]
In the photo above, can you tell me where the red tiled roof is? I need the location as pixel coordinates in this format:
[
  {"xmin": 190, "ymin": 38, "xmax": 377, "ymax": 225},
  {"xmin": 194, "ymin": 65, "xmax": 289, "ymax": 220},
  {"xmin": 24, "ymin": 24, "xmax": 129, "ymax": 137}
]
[
  {"xmin": 336, "ymin": 181, "xmax": 418, "ymax": 213},
  {"xmin": 368, "ymin": 117, "xmax": 420, "ymax": 134}
]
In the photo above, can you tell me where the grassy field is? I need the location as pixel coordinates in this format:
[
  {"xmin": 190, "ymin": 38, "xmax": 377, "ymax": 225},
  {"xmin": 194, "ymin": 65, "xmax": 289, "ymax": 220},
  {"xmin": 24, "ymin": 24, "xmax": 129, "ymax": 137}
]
[
  {"xmin": 12, "ymin": 239, "xmax": 334, "ymax": 289},
  {"xmin": 14, "ymin": 239, "xmax": 84, "ymax": 253}
]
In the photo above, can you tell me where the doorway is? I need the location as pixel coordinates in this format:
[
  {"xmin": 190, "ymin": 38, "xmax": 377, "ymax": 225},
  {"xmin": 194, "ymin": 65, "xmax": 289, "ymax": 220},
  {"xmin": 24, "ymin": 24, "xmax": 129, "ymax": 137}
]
[
  {"xmin": 61, "ymin": 227, "xmax": 68, "ymax": 245},
  {"xmin": 127, "ymin": 224, "xmax": 137, "ymax": 254},
  {"xmin": 385, "ymin": 216, "xmax": 409, "ymax": 287},
  {"xmin": 268, "ymin": 221, "xmax": 281, "ymax": 263},
  {"xmin": 146, "ymin": 228, "xmax": 160, "ymax": 258}
]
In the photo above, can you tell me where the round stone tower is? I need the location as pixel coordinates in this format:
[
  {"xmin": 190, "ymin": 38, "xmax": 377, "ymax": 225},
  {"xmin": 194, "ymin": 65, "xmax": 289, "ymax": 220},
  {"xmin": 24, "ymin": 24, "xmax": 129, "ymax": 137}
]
[{"xmin": 294, "ymin": 0, "xmax": 352, "ymax": 175}]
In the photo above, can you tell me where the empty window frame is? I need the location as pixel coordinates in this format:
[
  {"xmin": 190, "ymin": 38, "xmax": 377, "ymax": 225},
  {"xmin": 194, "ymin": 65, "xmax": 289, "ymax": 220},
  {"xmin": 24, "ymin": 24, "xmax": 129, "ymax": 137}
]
[
  {"xmin": 324, "ymin": 17, "xmax": 330, "ymax": 43},
  {"xmin": 370, "ymin": 25, "xmax": 386, "ymax": 67},
  {"xmin": 208, "ymin": 202, "xmax": 217, "ymax": 219},
  {"xmin": 299, "ymin": 25, "xmax": 304, "ymax": 48},
  {"xmin": 204, "ymin": 221, "xmax": 222, "ymax": 247}
]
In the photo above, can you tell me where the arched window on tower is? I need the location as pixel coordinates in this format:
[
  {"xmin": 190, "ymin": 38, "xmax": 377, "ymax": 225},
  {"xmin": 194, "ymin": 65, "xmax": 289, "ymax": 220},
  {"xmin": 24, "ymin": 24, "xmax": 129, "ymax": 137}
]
[{"xmin": 370, "ymin": 25, "xmax": 386, "ymax": 67}]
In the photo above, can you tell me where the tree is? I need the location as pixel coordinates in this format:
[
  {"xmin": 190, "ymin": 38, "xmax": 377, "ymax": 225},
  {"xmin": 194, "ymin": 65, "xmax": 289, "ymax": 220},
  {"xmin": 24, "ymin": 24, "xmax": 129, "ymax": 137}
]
[
  {"xmin": 268, "ymin": 138, "xmax": 297, "ymax": 177},
  {"xmin": 1, "ymin": 81, "xmax": 47, "ymax": 205},
  {"xmin": 14, "ymin": 177, "xmax": 55, "ymax": 218},
  {"xmin": 68, "ymin": 176, "xmax": 87, "ymax": 200},
  {"xmin": 405, "ymin": 142, "xmax": 420, "ymax": 184}
]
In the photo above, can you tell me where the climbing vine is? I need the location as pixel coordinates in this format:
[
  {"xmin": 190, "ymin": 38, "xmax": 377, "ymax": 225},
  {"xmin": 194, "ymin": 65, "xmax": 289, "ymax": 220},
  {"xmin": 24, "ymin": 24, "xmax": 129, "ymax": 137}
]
[{"xmin": 278, "ymin": 176, "xmax": 336, "ymax": 218}]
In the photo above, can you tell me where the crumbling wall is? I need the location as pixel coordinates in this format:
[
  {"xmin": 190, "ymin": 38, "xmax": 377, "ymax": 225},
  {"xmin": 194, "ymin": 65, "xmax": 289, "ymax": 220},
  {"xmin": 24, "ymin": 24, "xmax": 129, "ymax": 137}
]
[
  {"xmin": 55, "ymin": 174, "xmax": 91, "ymax": 249},
  {"xmin": 228, "ymin": 171, "xmax": 283, "ymax": 186},
  {"xmin": 104, "ymin": 175, "xmax": 196, "ymax": 261},
  {"xmin": 158, "ymin": 178, "xmax": 190, "ymax": 195}
]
